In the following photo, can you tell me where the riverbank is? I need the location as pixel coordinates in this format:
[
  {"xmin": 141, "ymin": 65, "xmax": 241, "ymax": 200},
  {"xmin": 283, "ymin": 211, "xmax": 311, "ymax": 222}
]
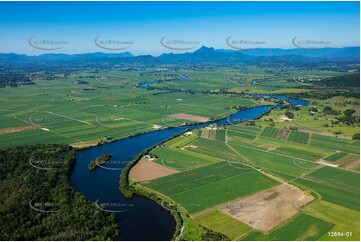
[
  {"xmin": 71, "ymin": 95, "xmax": 309, "ymax": 240},
  {"xmin": 118, "ymin": 130, "xmax": 229, "ymax": 240}
]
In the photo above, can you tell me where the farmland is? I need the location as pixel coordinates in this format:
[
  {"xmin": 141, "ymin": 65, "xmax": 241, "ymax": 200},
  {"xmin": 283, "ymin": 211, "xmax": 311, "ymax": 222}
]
[
  {"xmin": 150, "ymin": 146, "xmax": 217, "ymax": 170},
  {"xmin": 0, "ymin": 62, "xmax": 359, "ymax": 241},
  {"xmin": 324, "ymin": 152, "xmax": 349, "ymax": 162},
  {"xmin": 0, "ymin": 70, "xmax": 260, "ymax": 149},
  {"xmin": 260, "ymin": 126, "xmax": 280, "ymax": 138},
  {"xmin": 310, "ymin": 134, "xmax": 359, "ymax": 154},
  {"xmin": 1, "ymin": 63, "xmax": 359, "ymax": 150},
  {"xmin": 144, "ymin": 161, "xmax": 279, "ymax": 213},
  {"xmin": 287, "ymin": 130, "xmax": 310, "ymax": 144},
  {"xmin": 0, "ymin": 0, "xmax": 360, "ymax": 241},
  {"xmin": 255, "ymin": 95, "xmax": 360, "ymax": 138},
  {"xmin": 241, "ymin": 213, "xmax": 334, "ymax": 241},
  {"xmin": 194, "ymin": 210, "xmax": 252, "ymax": 240},
  {"xmin": 293, "ymin": 167, "xmax": 360, "ymax": 211},
  {"xmin": 304, "ymin": 200, "xmax": 360, "ymax": 240},
  {"xmin": 139, "ymin": 114, "xmax": 359, "ymax": 240}
]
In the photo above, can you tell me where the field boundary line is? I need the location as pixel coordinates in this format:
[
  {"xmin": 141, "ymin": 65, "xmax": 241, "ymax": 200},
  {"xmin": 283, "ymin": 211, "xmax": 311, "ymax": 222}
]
[
  {"xmin": 297, "ymin": 175, "xmax": 360, "ymax": 195},
  {"xmin": 163, "ymin": 171, "xmax": 248, "ymax": 197},
  {"xmin": 226, "ymin": 143, "xmax": 251, "ymax": 162},
  {"xmin": 229, "ymin": 142, "xmax": 317, "ymax": 164},
  {"xmin": 255, "ymin": 168, "xmax": 285, "ymax": 184},
  {"xmin": 258, "ymin": 135, "xmax": 358, "ymax": 157},
  {"xmin": 167, "ymin": 146, "xmax": 221, "ymax": 163},
  {"xmin": 46, "ymin": 111, "xmax": 92, "ymax": 125},
  {"xmin": 14, "ymin": 116, "xmax": 81, "ymax": 142},
  {"xmin": 290, "ymin": 167, "xmax": 322, "ymax": 182},
  {"xmin": 125, "ymin": 117, "xmax": 156, "ymax": 126},
  {"xmin": 146, "ymin": 163, "xmax": 231, "ymax": 186},
  {"xmin": 14, "ymin": 116, "xmax": 33, "ymax": 125},
  {"xmin": 225, "ymin": 142, "xmax": 286, "ymax": 184},
  {"xmin": 161, "ymin": 170, "xmax": 254, "ymax": 198},
  {"xmin": 227, "ymin": 129, "xmax": 258, "ymax": 138},
  {"xmin": 231, "ymin": 141, "xmax": 359, "ymax": 173},
  {"xmin": 225, "ymin": 128, "xmax": 228, "ymax": 144}
]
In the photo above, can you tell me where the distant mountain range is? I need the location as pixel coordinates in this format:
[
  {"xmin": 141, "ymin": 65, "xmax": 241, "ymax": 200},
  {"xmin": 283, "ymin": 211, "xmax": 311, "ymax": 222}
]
[{"xmin": 0, "ymin": 46, "xmax": 359, "ymax": 66}]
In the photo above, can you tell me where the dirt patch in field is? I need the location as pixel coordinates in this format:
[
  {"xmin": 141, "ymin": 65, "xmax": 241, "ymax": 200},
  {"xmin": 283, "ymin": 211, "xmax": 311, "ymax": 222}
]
[
  {"xmin": 129, "ymin": 158, "xmax": 179, "ymax": 182},
  {"xmin": 277, "ymin": 129, "xmax": 290, "ymax": 140},
  {"xmin": 201, "ymin": 129, "xmax": 209, "ymax": 138},
  {"xmin": 0, "ymin": 125, "xmax": 37, "ymax": 134},
  {"xmin": 168, "ymin": 113, "xmax": 209, "ymax": 122},
  {"xmin": 278, "ymin": 115, "xmax": 293, "ymax": 122},
  {"xmin": 70, "ymin": 139, "xmax": 103, "ymax": 149},
  {"xmin": 220, "ymin": 184, "xmax": 314, "ymax": 233},
  {"xmin": 299, "ymin": 224, "xmax": 318, "ymax": 240},
  {"xmin": 343, "ymin": 158, "xmax": 360, "ymax": 170},
  {"xmin": 209, "ymin": 130, "xmax": 216, "ymax": 140}
]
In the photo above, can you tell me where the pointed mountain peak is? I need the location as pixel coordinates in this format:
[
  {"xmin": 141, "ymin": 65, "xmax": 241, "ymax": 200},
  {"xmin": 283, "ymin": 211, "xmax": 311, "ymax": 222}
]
[{"xmin": 194, "ymin": 45, "xmax": 215, "ymax": 53}]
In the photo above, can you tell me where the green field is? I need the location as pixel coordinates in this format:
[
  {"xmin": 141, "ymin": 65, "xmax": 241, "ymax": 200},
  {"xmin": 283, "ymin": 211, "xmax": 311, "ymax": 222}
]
[
  {"xmin": 305, "ymin": 166, "xmax": 360, "ymax": 194},
  {"xmin": 0, "ymin": 72, "xmax": 260, "ymax": 149},
  {"xmin": 304, "ymin": 200, "xmax": 360, "ymax": 238},
  {"xmin": 1, "ymin": 63, "xmax": 359, "ymax": 241},
  {"xmin": 293, "ymin": 167, "xmax": 360, "ymax": 212},
  {"xmin": 229, "ymin": 143, "xmax": 319, "ymax": 176},
  {"xmin": 228, "ymin": 124, "xmax": 262, "ymax": 135},
  {"xmin": 227, "ymin": 130, "xmax": 256, "ymax": 140},
  {"xmin": 144, "ymin": 161, "xmax": 279, "ymax": 213},
  {"xmin": 310, "ymin": 134, "xmax": 359, "ymax": 154},
  {"xmin": 190, "ymin": 138, "xmax": 240, "ymax": 160},
  {"xmin": 194, "ymin": 210, "xmax": 252, "ymax": 240},
  {"xmin": 273, "ymin": 145, "xmax": 324, "ymax": 161},
  {"xmin": 215, "ymin": 129, "xmax": 226, "ymax": 142},
  {"xmin": 150, "ymin": 146, "xmax": 218, "ymax": 170},
  {"xmin": 242, "ymin": 214, "xmax": 334, "ymax": 241},
  {"xmin": 324, "ymin": 152, "xmax": 349, "ymax": 162},
  {"xmin": 260, "ymin": 126, "xmax": 280, "ymax": 138},
  {"xmin": 287, "ymin": 130, "xmax": 310, "ymax": 144},
  {"xmin": 165, "ymin": 135, "xmax": 198, "ymax": 148}
]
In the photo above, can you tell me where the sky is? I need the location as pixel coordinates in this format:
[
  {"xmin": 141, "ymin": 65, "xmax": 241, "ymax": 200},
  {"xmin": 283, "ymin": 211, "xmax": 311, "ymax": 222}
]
[{"xmin": 0, "ymin": 1, "xmax": 359, "ymax": 56}]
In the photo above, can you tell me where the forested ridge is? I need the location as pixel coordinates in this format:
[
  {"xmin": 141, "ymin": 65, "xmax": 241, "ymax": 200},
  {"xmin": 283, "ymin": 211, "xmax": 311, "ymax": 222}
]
[{"xmin": 0, "ymin": 144, "xmax": 118, "ymax": 240}]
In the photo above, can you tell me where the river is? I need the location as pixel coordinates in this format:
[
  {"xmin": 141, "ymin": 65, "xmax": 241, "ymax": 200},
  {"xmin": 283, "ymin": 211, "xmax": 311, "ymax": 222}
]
[{"xmin": 69, "ymin": 86, "xmax": 308, "ymax": 240}]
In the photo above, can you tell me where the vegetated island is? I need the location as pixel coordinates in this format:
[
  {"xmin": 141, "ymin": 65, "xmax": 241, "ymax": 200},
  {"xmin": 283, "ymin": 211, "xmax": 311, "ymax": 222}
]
[{"xmin": 88, "ymin": 153, "xmax": 112, "ymax": 171}]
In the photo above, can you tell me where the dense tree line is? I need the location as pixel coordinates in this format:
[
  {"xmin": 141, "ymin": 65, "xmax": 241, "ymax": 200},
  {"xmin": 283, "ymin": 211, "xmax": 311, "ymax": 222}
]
[
  {"xmin": 310, "ymin": 74, "xmax": 360, "ymax": 87},
  {"xmin": 289, "ymin": 91, "xmax": 359, "ymax": 100},
  {"xmin": 352, "ymin": 133, "xmax": 360, "ymax": 140},
  {"xmin": 0, "ymin": 144, "xmax": 118, "ymax": 240},
  {"xmin": 0, "ymin": 73, "xmax": 32, "ymax": 87}
]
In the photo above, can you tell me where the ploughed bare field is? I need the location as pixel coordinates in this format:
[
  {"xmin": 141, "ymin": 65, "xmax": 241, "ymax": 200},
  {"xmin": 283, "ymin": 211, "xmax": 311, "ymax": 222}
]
[
  {"xmin": 129, "ymin": 158, "xmax": 179, "ymax": 182},
  {"xmin": 343, "ymin": 158, "xmax": 360, "ymax": 170},
  {"xmin": 220, "ymin": 184, "xmax": 314, "ymax": 233},
  {"xmin": 168, "ymin": 113, "xmax": 209, "ymax": 122},
  {"xmin": 0, "ymin": 125, "xmax": 37, "ymax": 134},
  {"xmin": 201, "ymin": 129, "xmax": 209, "ymax": 138}
]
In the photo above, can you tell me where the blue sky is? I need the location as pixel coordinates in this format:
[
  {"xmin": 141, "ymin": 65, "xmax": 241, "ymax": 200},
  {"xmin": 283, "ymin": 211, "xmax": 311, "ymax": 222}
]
[{"xmin": 0, "ymin": 1, "xmax": 359, "ymax": 55}]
